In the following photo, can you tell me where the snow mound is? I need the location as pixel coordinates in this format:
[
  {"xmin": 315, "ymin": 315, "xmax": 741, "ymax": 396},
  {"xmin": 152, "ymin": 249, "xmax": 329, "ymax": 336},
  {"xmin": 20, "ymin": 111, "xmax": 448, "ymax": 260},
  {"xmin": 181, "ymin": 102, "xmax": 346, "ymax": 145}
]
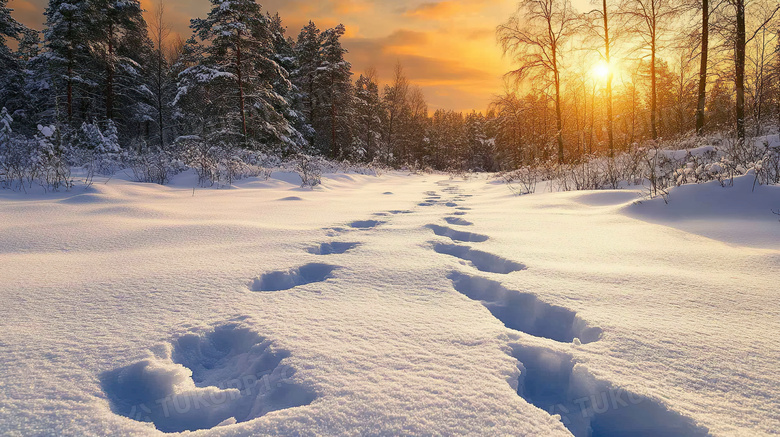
[
  {"xmin": 624, "ymin": 175, "xmax": 780, "ymax": 249},
  {"xmin": 449, "ymin": 272, "xmax": 602, "ymax": 344},
  {"xmin": 426, "ymin": 224, "xmax": 489, "ymax": 243},
  {"xmin": 100, "ymin": 324, "xmax": 315, "ymax": 433},
  {"xmin": 249, "ymin": 263, "xmax": 338, "ymax": 292},
  {"xmin": 511, "ymin": 344, "xmax": 709, "ymax": 437},
  {"xmin": 574, "ymin": 190, "xmax": 641, "ymax": 207},
  {"xmin": 306, "ymin": 242, "xmax": 360, "ymax": 255},
  {"xmin": 433, "ymin": 243, "xmax": 526, "ymax": 274}
]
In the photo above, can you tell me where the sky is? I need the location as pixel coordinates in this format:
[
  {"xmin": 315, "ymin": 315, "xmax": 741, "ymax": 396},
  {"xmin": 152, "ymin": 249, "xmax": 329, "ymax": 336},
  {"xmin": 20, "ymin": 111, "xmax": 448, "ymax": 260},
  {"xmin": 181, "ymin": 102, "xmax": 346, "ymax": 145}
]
[{"xmin": 7, "ymin": 0, "xmax": 593, "ymax": 112}]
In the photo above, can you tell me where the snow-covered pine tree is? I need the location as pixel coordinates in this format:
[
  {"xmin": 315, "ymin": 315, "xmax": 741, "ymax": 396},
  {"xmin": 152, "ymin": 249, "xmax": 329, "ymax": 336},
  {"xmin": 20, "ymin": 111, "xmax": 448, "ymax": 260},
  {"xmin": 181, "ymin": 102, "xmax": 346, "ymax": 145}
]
[
  {"xmin": 89, "ymin": 0, "xmax": 150, "ymax": 125},
  {"xmin": 0, "ymin": 106, "xmax": 11, "ymax": 145},
  {"xmin": 171, "ymin": 36, "xmax": 208, "ymax": 138},
  {"xmin": 178, "ymin": 0, "xmax": 305, "ymax": 152},
  {"xmin": 464, "ymin": 111, "xmax": 495, "ymax": 172},
  {"xmin": 110, "ymin": 2, "xmax": 156, "ymax": 147},
  {"xmin": 293, "ymin": 21, "xmax": 321, "ymax": 147},
  {"xmin": 353, "ymin": 73, "xmax": 383, "ymax": 161},
  {"xmin": 0, "ymin": 0, "xmax": 27, "ymax": 114},
  {"xmin": 16, "ymin": 28, "xmax": 40, "ymax": 62},
  {"xmin": 43, "ymin": 0, "xmax": 98, "ymax": 125},
  {"xmin": 315, "ymin": 24, "xmax": 353, "ymax": 159},
  {"xmin": 268, "ymin": 12, "xmax": 311, "ymax": 154}
]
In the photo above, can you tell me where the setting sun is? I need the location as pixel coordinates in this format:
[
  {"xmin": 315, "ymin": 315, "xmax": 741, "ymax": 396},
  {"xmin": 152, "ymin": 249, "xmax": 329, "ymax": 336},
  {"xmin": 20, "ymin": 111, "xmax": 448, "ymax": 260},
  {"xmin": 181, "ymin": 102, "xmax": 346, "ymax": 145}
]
[{"xmin": 592, "ymin": 62, "xmax": 611, "ymax": 80}]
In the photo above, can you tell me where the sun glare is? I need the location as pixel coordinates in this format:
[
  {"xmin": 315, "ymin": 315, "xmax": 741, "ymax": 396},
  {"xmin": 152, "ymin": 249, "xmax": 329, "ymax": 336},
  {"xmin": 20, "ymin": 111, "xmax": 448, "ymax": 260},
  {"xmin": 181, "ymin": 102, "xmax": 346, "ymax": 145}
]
[{"xmin": 593, "ymin": 62, "xmax": 611, "ymax": 80}]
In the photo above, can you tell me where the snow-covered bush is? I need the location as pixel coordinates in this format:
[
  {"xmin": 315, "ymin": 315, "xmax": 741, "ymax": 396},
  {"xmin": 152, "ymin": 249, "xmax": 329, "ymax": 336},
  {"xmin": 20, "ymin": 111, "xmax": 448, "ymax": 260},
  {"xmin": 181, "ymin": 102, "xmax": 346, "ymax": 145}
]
[
  {"xmin": 128, "ymin": 148, "xmax": 184, "ymax": 185},
  {"xmin": 1, "ymin": 112, "xmax": 73, "ymax": 192},
  {"xmin": 294, "ymin": 154, "xmax": 324, "ymax": 188},
  {"xmin": 176, "ymin": 137, "xmax": 273, "ymax": 187},
  {"xmin": 499, "ymin": 166, "xmax": 539, "ymax": 195},
  {"xmin": 70, "ymin": 121, "xmax": 127, "ymax": 181}
]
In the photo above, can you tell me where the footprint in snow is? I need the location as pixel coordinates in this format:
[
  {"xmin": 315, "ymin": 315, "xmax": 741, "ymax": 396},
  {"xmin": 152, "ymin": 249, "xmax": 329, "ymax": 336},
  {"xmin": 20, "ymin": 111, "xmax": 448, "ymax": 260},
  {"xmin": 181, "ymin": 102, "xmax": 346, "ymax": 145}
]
[
  {"xmin": 444, "ymin": 217, "xmax": 473, "ymax": 226},
  {"xmin": 433, "ymin": 243, "xmax": 525, "ymax": 274},
  {"xmin": 426, "ymin": 225, "xmax": 488, "ymax": 243},
  {"xmin": 249, "ymin": 263, "xmax": 338, "ymax": 292},
  {"xmin": 349, "ymin": 219, "xmax": 384, "ymax": 229},
  {"xmin": 100, "ymin": 324, "xmax": 315, "ymax": 433},
  {"xmin": 509, "ymin": 344, "xmax": 710, "ymax": 437},
  {"xmin": 307, "ymin": 242, "xmax": 360, "ymax": 255},
  {"xmin": 448, "ymin": 272, "xmax": 601, "ymax": 344}
]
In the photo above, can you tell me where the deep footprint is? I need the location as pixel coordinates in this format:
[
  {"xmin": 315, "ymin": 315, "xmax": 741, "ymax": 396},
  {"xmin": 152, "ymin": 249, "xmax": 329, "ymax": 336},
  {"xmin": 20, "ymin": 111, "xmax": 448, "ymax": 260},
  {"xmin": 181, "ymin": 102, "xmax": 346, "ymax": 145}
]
[
  {"xmin": 426, "ymin": 225, "xmax": 489, "ymax": 243},
  {"xmin": 444, "ymin": 217, "xmax": 473, "ymax": 226},
  {"xmin": 433, "ymin": 243, "xmax": 525, "ymax": 274},
  {"xmin": 511, "ymin": 345, "xmax": 710, "ymax": 437},
  {"xmin": 101, "ymin": 324, "xmax": 315, "ymax": 433},
  {"xmin": 349, "ymin": 220, "xmax": 384, "ymax": 229},
  {"xmin": 449, "ymin": 272, "xmax": 602, "ymax": 344},
  {"xmin": 250, "ymin": 263, "xmax": 337, "ymax": 291},
  {"xmin": 307, "ymin": 242, "xmax": 360, "ymax": 255}
]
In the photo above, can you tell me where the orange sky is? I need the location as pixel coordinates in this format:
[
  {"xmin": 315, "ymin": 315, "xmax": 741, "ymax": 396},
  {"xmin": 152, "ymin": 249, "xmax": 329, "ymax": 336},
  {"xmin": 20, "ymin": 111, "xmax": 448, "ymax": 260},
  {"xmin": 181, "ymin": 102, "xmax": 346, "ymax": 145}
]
[{"xmin": 8, "ymin": 0, "xmax": 593, "ymax": 112}]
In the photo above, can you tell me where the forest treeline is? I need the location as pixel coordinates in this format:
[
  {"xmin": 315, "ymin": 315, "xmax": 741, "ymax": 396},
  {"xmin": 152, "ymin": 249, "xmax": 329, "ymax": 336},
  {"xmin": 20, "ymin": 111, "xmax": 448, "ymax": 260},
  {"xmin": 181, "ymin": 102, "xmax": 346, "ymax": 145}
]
[{"xmin": 0, "ymin": 0, "xmax": 778, "ymax": 189}]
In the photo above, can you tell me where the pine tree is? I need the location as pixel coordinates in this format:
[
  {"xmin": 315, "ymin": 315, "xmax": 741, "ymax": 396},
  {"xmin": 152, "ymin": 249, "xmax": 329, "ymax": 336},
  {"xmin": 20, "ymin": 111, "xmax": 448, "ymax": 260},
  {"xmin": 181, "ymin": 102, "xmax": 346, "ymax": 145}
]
[
  {"xmin": 0, "ymin": 106, "xmax": 12, "ymax": 145},
  {"xmin": 268, "ymin": 13, "xmax": 312, "ymax": 153},
  {"xmin": 293, "ymin": 21, "xmax": 322, "ymax": 147},
  {"xmin": 0, "ymin": 0, "xmax": 26, "ymax": 113},
  {"xmin": 353, "ymin": 73, "xmax": 383, "ymax": 161},
  {"xmin": 316, "ymin": 24, "xmax": 353, "ymax": 159},
  {"xmin": 90, "ymin": 0, "xmax": 150, "ymax": 126},
  {"xmin": 179, "ymin": 0, "xmax": 305, "ymax": 152},
  {"xmin": 43, "ymin": 0, "xmax": 96, "ymax": 124}
]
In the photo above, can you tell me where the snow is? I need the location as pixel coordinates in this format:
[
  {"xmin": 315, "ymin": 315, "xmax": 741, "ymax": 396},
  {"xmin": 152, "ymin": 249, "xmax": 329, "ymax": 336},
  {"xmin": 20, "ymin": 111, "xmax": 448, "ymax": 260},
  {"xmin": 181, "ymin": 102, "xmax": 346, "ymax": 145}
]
[
  {"xmin": 625, "ymin": 173, "xmax": 780, "ymax": 249},
  {"xmin": 0, "ymin": 171, "xmax": 778, "ymax": 436}
]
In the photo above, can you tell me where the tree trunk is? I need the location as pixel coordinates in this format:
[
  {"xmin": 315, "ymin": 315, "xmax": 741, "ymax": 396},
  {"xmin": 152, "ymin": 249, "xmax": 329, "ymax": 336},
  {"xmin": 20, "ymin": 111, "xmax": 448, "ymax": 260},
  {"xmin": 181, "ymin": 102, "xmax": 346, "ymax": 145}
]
[
  {"xmin": 554, "ymin": 66, "xmax": 564, "ymax": 163},
  {"xmin": 106, "ymin": 24, "xmax": 115, "ymax": 120},
  {"xmin": 651, "ymin": 37, "xmax": 658, "ymax": 140},
  {"xmin": 235, "ymin": 35, "xmax": 248, "ymax": 139},
  {"xmin": 735, "ymin": 0, "xmax": 746, "ymax": 141},
  {"xmin": 67, "ymin": 21, "xmax": 73, "ymax": 122},
  {"xmin": 331, "ymin": 85, "xmax": 338, "ymax": 159},
  {"xmin": 157, "ymin": 49, "xmax": 165, "ymax": 148},
  {"xmin": 695, "ymin": 0, "xmax": 709, "ymax": 135},
  {"xmin": 603, "ymin": 0, "xmax": 615, "ymax": 156}
]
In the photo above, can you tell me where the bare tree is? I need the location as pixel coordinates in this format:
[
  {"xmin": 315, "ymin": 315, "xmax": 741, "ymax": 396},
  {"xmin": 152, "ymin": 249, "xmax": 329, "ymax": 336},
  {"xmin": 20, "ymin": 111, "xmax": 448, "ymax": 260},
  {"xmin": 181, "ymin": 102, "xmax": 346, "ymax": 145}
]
[
  {"xmin": 149, "ymin": 0, "xmax": 171, "ymax": 148},
  {"xmin": 620, "ymin": 0, "xmax": 688, "ymax": 140},
  {"xmin": 722, "ymin": 0, "xmax": 778, "ymax": 141},
  {"xmin": 695, "ymin": 0, "xmax": 714, "ymax": 135},
  {"xmin": 498, "ymin": 0, "xmax": 580, "ymax": 164},
  {"xmin": 585, "ymin": 0, "xmax": 619, "ymax": 155},
  {"xmin": 382, "ymin": 62, "xmax": 409, "ymax": 162}
]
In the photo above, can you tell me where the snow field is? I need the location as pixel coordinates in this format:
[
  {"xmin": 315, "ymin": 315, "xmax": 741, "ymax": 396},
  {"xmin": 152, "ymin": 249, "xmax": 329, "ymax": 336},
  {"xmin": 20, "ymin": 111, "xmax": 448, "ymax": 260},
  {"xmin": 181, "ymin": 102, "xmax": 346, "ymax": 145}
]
[{"xmin": 0, "ymin": 170, "xmax": 777, "ymax": 436}]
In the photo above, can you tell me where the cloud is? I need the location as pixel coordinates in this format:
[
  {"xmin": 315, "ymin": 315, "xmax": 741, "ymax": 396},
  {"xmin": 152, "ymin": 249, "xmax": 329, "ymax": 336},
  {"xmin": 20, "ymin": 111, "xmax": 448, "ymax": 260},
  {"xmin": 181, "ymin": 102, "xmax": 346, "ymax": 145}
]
[{"xmin": 404, "ymin": 1, "xmax": 463, "ymax": 19}]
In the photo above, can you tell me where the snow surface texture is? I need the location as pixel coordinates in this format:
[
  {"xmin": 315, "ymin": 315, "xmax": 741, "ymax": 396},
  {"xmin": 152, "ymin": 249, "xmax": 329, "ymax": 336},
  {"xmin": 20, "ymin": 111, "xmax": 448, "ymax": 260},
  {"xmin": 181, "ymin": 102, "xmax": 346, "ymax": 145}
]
[{"xmin": 0, "ymin": 170, "xmax": 777, "ymax": 436}]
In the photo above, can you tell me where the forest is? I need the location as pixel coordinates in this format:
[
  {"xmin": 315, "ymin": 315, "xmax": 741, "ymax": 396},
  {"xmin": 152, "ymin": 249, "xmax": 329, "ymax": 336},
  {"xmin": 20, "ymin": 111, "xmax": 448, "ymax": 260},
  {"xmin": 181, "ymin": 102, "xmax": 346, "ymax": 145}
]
[{"xmin": 0, "ymin": 0, "xmax": 779, "ymax": 190}]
